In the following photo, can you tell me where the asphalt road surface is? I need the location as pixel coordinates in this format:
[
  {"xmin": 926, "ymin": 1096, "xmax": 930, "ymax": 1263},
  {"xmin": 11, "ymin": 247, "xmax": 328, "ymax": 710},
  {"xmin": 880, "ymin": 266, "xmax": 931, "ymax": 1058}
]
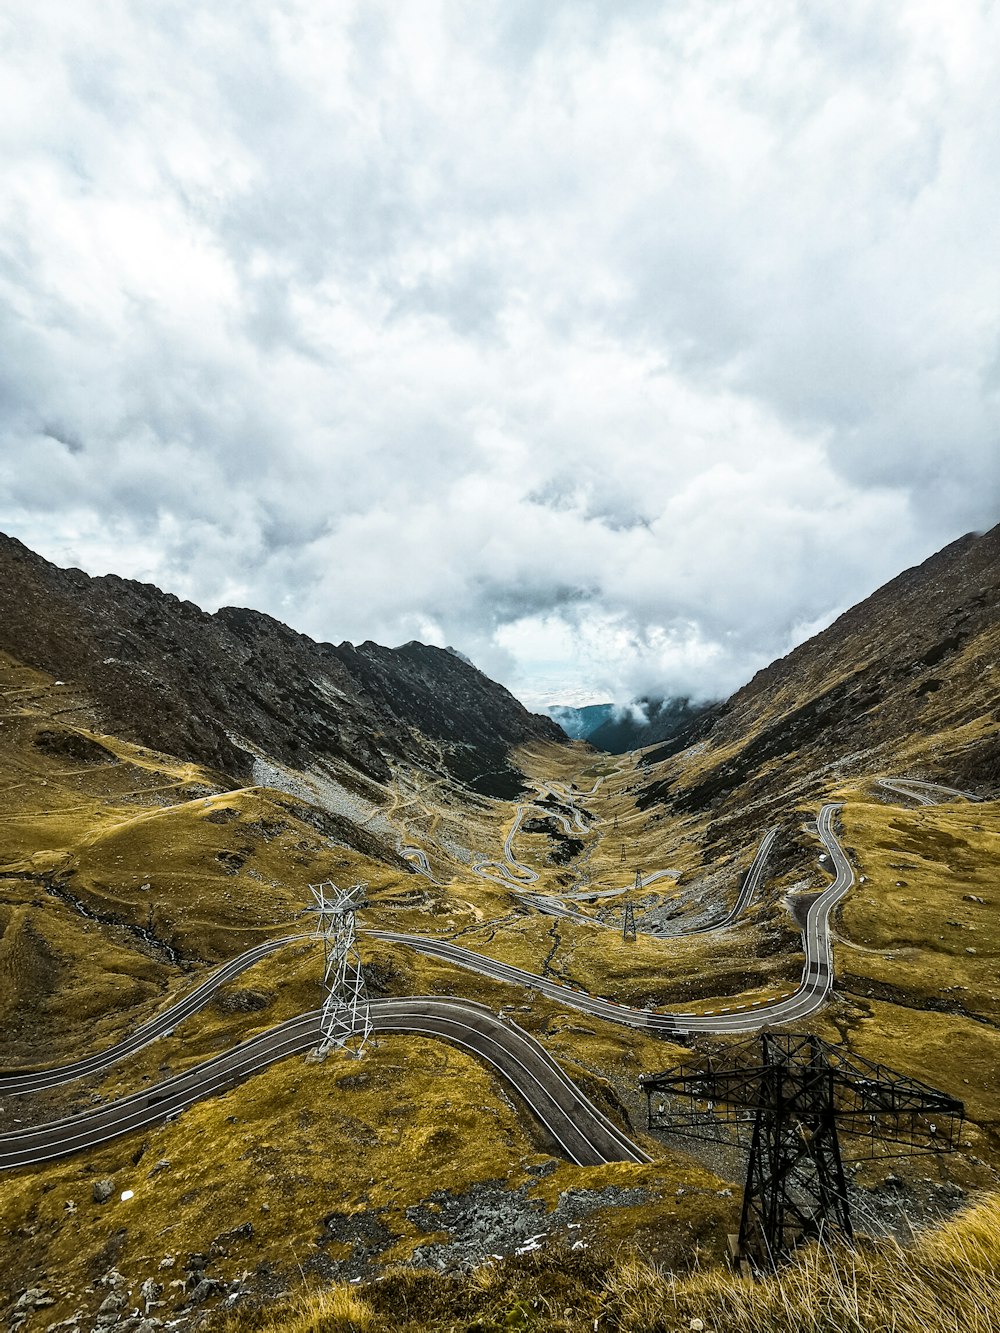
[
  {"xmin": 0, "ymin": 997, "xmax": 646, "ymax": 1172},
  {"xmin": 400, "ymin": 846, "xmax": 438, "ymax": 881},
  {"xmin": 0, "ymin": 933, "xmax": 306, "ymax": 1096},
  {"xmin": 677, "ymin": 826, "xmax": 778, "ymax": 935},
  {"xmin": 474, "ymin": 783, "xmax": 683, "ymax": 925}
]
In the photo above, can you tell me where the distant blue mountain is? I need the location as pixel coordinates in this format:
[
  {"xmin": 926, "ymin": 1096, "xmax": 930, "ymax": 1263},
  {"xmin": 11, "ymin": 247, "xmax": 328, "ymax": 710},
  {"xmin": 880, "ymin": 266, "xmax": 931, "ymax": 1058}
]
[
  {"xmin": 545, "ymin": 697, "xmax": 716, "ymax": 754},
  {"xmin": 542, "ymin": 702, "xmax": 616, "ymax": 741}
]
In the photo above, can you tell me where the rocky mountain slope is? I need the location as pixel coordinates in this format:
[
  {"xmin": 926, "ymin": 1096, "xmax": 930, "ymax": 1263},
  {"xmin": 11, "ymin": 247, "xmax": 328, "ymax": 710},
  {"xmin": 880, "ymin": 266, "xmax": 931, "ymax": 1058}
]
[
  {"xmin": 638, "ymin": 522, "xmax": 1000, "ymax": 820},
  {"xmin": 0, "ymin": 534, "xmax": 562, "ymax": 797}
]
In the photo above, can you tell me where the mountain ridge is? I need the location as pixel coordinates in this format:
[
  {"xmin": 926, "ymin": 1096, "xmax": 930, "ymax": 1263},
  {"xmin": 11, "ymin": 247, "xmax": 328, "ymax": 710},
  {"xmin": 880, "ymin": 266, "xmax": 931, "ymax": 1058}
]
[
  {"xmin": 0, "ymin": 532, "xmax": 563, "ymax": 798},
  {"xmin": 638, "ymin": 522, "xmax": 1000, "ymax": 819}
]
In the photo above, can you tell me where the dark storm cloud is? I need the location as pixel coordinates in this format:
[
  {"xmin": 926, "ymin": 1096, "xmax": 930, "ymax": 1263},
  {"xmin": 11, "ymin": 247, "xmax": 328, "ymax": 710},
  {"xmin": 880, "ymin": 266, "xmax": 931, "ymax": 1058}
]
[{"xmin": 1, "ymin": 1, "xmax": 998, "ymax": 705}]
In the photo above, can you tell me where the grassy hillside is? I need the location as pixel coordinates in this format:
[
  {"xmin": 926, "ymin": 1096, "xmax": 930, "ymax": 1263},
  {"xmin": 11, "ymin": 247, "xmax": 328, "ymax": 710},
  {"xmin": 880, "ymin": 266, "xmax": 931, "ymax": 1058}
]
[
  {"xmin": 0, "ymin": 657, "xmax": 731, "ymax": 1324},
  {"xmin": 3, "ymin": 688, "xmax": 998, "ymax": 1326}
]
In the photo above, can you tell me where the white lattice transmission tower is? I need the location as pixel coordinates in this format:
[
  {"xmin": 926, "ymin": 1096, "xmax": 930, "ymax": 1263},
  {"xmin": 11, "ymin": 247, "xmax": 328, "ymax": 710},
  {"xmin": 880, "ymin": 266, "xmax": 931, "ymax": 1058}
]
[{"xmin": 307, "ymin": 880, "xmax": 374, "ymax": 1057}]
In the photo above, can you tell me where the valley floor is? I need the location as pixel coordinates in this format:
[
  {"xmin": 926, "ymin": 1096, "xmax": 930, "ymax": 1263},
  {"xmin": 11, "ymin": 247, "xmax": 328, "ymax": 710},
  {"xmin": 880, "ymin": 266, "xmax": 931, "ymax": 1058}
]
[{"xmin": 1, "ymin": 655, "xmax": 999, "ymax": 1329}]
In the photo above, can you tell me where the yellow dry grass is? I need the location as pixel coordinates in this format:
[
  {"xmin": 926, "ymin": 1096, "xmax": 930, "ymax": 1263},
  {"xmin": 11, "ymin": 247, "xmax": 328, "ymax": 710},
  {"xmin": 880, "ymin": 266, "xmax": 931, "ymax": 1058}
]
[
  {"xmin": 606, "ymin": 1190, "xmax": 1000, "ymax": 1333},
  {"xmin": 811, "ymin": 794, "xmax": 1000, "ymax": 1133},
  {"xmin": 835, "ymin": 795, "xmax": 1000, "ymax": 1016},
  {"xmin": 252, "ymin": 1285, "xmax": 374, "ymax": 1333},
  {"xmin": 0, "ymin": 1011, "xmax": 731, "ymax": 1329}
]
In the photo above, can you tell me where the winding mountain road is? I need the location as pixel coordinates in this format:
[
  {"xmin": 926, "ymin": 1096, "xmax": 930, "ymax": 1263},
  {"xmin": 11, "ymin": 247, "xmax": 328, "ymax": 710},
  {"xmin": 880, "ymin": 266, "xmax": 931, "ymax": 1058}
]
[
  {"xmin": 371, "ymin": 804, "xmax": 848, "ymax": 1034},
  {"xmin": 674, "ymin": 826, "xmax": 778, "ymax": 936},
  {"xmin": 472, "ymin": 786, "xmax": 679, "ymax": 926},
  {"xmin": 0, "ymin": 785, "xmax": 916, "ymax": 1173},
  {"xmin": 502, "ymin": 804, "xmax": 541, "ymax": 882},
  {"xmin": 367, "ymin": 802, "xmax": 846, "ymax": 1035},
  {"xmin": 875, "ymin": 778, "xmax": 978, "ymax": 806}
]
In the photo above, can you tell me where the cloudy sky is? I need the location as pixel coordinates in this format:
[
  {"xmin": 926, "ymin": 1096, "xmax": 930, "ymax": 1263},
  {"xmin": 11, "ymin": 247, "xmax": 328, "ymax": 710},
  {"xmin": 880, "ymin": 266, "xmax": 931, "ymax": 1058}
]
[{"xmin": 2, "ymin": 2, "xmax": 998, "ymax": 708}]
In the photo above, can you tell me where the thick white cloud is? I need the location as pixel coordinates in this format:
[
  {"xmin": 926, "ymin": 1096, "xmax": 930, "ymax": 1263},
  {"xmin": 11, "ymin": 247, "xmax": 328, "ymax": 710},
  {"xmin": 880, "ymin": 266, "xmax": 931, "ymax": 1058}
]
[{"xmin": 1, "ymin": 0, "xmax": 997, "ymax": 706}]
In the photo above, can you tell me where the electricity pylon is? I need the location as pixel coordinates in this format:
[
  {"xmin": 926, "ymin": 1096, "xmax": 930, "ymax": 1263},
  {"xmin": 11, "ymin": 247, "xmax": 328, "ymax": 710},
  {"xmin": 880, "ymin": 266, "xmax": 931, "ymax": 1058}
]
[
  {"xmin": 620, "ymin": 842, "xmax": 626, "ymax": 863},
  {"xmin": 622, "ymin": 867, "xmax": 643, "ymax": 941},
  {"xmin": 307, "ymin": 880, "xmax": 374, "ymax": 1058},
  {"xmin": 641, "ymin": 1033, "xmax": 963, "ymax": 1270}
]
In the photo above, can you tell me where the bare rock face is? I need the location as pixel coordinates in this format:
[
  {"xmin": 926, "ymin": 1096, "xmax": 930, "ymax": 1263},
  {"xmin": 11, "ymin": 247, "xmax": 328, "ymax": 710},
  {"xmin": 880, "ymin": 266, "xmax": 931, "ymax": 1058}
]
[
  {"xmin": 639, "ymin": 522, "xmax": 1000, "ymax": 818},
  {"xmin": 0, "ymin": 534, "xmax": 564, "ymax": 796}
]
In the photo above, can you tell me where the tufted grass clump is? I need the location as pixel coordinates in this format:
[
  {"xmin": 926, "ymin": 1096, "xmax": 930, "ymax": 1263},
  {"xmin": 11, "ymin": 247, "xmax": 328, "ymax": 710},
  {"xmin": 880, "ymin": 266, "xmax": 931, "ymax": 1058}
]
[{"xmin": 246, "ymin": 1284, "xmax": 375, "ymax": 1333}]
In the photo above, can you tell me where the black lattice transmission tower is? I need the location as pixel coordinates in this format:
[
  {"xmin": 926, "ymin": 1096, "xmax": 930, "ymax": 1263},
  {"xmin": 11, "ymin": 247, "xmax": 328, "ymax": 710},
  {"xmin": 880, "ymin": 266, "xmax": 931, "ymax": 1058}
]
[{"xmin": 641, "ymin": 1032, "xmax": 963, "ymax": 1270}]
